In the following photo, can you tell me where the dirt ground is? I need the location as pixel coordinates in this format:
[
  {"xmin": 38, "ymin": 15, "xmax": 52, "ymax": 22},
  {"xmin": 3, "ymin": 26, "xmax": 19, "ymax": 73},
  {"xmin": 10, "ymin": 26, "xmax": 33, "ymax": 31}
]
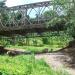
[{"xmin": 35, "ymin": 52, "xmax": 75, "ymax": 75}]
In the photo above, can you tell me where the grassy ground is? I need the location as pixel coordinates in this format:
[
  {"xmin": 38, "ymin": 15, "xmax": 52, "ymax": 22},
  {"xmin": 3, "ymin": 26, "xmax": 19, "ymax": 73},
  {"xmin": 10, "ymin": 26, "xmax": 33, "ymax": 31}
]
[
  {"xmin": 0, "ymin": 55, "xmax": 69, "ymax": 75},
  {"xmin": 6, "ymin": 45, "xmax": 62, "ymax": 53},
  {"xmin": 0, "ymin": 34, "xmax": 71, "ymax": 75},
  {"xmin": 3, "ymin": 35, "xmax": 73, "ymax": 53}
]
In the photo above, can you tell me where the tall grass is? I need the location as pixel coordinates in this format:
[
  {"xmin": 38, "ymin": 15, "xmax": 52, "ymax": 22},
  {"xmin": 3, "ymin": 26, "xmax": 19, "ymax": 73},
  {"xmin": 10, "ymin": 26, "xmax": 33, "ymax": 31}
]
[
  {"xmin": 0, "ymin": 33, "xmax": 73, "ymax": 47},
  {"xmin": 4, "ymin": 34, "xmax": 73, "ymax": 52},
  {"xmin": 0, "ymin": 55, "xmax": 69, "ymax": 75},
  {"xmin": 0, "ymin": 33, "xmax": 73, "ymax": 52}
]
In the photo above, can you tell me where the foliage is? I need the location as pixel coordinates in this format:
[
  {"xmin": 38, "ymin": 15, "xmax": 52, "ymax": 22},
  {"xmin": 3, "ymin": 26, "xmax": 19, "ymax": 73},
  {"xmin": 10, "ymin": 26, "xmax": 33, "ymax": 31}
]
[
  {"xmin": 1, "ymin": 12, "xmax": 9, "ymax": 23},
  {"xmin": 3, "ymin": 33, "xmax": 73, "ymax": 52},
  {"xmin": 15, "ymin": 12, "xmax": 22, "ymax": 21},
  {"xmin": 53, "ymin": 0, "xmax": 75, "ymax": 38},
  {"xmin": 42, "ymin": 37, "xmax": 50, "ymax": 44},
  {"xmin": 0, "ymin": 0, "xmax": 6, "ymax": 7},
  {"xmin": 0, "ymin": 55, "xmax": 69, "ymax": 75},
  {"xmin": 46, "ymin": 16, "xmax": 67, "ymax": 31},
  {"xmin": 43, "ymin": 10, "xmax": 58, "ymax": 19},
  {"xmin": 42, "ymin": 0, "xmax": 75, "ymax": 39}
]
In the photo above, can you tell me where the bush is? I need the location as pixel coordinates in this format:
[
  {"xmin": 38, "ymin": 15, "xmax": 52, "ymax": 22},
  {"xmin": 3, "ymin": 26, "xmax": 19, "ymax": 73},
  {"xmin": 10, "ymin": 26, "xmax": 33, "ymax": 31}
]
[{"xmin": 42, "ymin": 37, "xmax": 50, "ymax": 45}]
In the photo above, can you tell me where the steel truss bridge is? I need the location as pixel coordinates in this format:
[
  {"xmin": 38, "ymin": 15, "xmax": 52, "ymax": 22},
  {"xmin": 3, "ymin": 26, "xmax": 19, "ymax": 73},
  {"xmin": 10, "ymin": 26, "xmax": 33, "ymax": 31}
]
[{"xmin": 0, "ymin": 0, "xmax": 74, "ymax": 36}]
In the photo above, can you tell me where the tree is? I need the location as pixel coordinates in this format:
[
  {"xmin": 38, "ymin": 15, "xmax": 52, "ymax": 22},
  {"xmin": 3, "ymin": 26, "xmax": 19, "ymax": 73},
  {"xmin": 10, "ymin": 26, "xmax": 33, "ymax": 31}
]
[
  {"xmin": 52, "ymin": 0, "xmax": 75, "ymax": 39},
  {"xmin": 46, "ymin": 16, "xmax": 67, "ymax": 31},
  {"xmin": 43, "ymin": 10, "xmax": 58, "ymax": 20},
  {"xmin": 1, "ymin": 12, "xmax": 9, "ymax": 23},
  {"xmin": 0, "ymin": 0, "xmax": 6, "ymax": 7},
  {"xmin": 43, "ymin": 0, "xmax": 68, "ymax": 31},
  {"xmin": 43, "ymin": 0, "xmax": 75, "ymax": 35},
  {"xmin": 65, "ymin": 0, "xmax": 75, "ymax": 38},
  {"xmin": 0, "ymin": 0, "xmax": 9, "ymax": 26},
  {"xmin": 15, "ymin": 12, "xmax": 22, "ymax": 20}
]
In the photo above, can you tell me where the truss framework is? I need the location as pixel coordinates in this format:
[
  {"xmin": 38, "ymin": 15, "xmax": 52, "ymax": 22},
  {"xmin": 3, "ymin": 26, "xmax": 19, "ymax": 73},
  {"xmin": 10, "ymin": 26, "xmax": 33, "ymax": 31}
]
[{"xmin": 0, "ymin": 0, "xmax": 74, "ymax": 32}]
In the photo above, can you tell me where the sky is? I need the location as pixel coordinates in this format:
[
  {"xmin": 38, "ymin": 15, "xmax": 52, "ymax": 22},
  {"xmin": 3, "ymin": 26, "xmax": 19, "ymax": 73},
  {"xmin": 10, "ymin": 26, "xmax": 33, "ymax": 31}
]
[
  {"xmin": 4, "ymin": 0, "xmax": 50, "ymax": 18},
  {"xmin": 5, "ymin": 0, "xmax": 50, "ymax": 18},
  {"xmin": 5, "ymin": 0, "xmax": 49, "ymax": 7},
  {"xmin": 0, "ymin": 0, "xmax": 63, "ymax": 18}
]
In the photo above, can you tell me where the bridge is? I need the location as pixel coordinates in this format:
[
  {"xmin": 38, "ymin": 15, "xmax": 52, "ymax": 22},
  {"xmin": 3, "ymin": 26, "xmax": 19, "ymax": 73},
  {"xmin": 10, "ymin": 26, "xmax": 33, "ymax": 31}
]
[{"xmin": 0, "ymin": 1, "xmax": 73, "ymax": 36}]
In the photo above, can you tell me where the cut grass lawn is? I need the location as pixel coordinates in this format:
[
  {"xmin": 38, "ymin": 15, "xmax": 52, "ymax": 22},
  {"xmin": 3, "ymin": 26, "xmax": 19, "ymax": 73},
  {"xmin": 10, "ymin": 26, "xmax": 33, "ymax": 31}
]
[{"xmin": 0, "ymin": 55, "xmax": 69, "ymax": 75}]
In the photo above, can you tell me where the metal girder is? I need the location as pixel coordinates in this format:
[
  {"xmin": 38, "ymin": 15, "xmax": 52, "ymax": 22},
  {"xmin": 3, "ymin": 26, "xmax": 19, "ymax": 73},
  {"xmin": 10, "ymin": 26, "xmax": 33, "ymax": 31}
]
[
  {"xmin": 0, "ymin": 0, "xmax": 74, "ymax": 36},
  {"xmin": 6, "ymin": 1, "xmax": 73, "ymax": 10},
  {"xmin": 6, "ymin": 1, "xmax": 51, "ymax": 10}
]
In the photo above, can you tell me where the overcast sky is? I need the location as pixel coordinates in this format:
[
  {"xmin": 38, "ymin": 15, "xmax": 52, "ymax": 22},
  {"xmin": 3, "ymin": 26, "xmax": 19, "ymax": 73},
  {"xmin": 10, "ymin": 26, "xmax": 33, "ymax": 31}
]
[{"xmin": 6, "ymin": 0, "xmax": 49, "ymax": 7}]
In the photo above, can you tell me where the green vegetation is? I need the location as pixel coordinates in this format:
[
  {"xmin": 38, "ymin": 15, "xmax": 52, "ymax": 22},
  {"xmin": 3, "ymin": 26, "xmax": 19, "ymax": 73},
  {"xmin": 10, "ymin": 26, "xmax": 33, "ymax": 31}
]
[
  {"xmin": 0, "ymin": 0, "xmax": 75, "ymax": 75},
  {"xmin": 6, "ymin": 38, "xmax": 72, "ymax": 52},
  {"xmin": 0, "ymin": 33, "xmax": 73, "ymax": 52},
  {"xmin": 0, "ymin": 55, "xmax": 69, "ymax": 75}
]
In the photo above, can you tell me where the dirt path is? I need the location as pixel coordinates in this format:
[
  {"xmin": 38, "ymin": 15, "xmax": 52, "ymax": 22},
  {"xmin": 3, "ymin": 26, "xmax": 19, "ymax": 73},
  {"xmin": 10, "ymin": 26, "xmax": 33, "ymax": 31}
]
[{"xmin": 35, "ymin": 53, "xmax": 75, "ymax": 75}]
